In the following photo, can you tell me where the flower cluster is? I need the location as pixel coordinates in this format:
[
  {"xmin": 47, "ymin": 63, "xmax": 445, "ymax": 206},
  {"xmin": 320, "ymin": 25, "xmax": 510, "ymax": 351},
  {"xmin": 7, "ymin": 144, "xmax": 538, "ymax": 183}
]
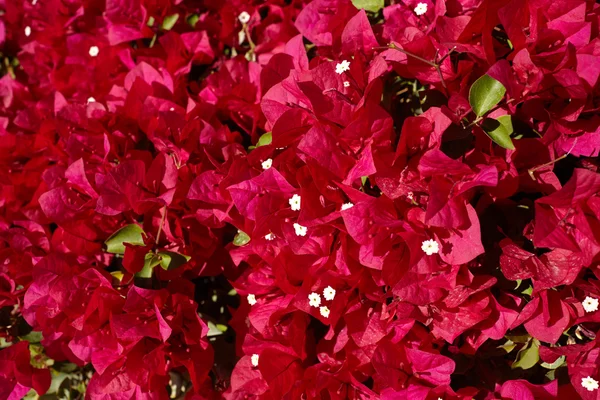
[{"xmin": 1, "ymin": 0, "xmax": 600, "ymax": 398}]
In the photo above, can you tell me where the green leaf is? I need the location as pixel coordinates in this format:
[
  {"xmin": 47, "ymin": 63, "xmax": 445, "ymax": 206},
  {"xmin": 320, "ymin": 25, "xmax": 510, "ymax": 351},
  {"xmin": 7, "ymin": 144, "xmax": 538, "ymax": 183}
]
[
  {"xmin": 187, "ymin": 14, "xmax": 199, "ymax": 27},
  {"xmin": 233, "ymin": 230, "xmax": 251, "ymax": 246},
  {"xmin": 256, "ymin": 132, "xmax": 272, "ymax": 147},
  {"xmin": 541, "ymin": 355, "xmax": 565, "ymax": 370},
  {"xmin": 207, "ymin": 321, "xmax": 224, "ymax": 337},
  {"xmin": 162, "ymin": 14, "xmax": 179, "ymax": 31},
  {"xmin": 512, "ymin": 339, "xmax": 539, "ymax": 370},
  {"xmin": 158, "ymin": 251, "xmax": 190, "ymax": 271},
  {"xmin": 147, "ymin": 16, "xmax": 155, "ymax": 27},
  {"xmin": 351, "ymin": 0, "xmax": 384, "ymax": 12},
  {"xmin": 105, "ymin": 224, "xmax": 145, "ymax": 254},
  {"xmin": 497, "ymin": 339, "xmax": 516, "ymax": 354},
  {"xmin": 481, "ymin": 115, "xmax": 515, "ymax": 150},
  {"xmin": 505, "ymin": 334, "xmax": 531, "ymax": 344},
  {"xmin": 521, "ymin": 285, "xmax": 533, "ymax": 296},
  {"xmin": 20, "ymin": 331, "xmax": 43, "ymax": 343},
  {"xmin": 469, "ymin": 74, "xmax": 506, "ymax": 117},
  {"xmin": 136, "ymin": 253, "xmax": 160, "ymax": 278}
]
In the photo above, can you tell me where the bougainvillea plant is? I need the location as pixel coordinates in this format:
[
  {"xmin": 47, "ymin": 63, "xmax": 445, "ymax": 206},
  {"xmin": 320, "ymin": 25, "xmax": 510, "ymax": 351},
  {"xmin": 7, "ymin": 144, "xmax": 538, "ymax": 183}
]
[{"xmin": 1, "ymin": 0, "xmax": 600, "ymax": 398}]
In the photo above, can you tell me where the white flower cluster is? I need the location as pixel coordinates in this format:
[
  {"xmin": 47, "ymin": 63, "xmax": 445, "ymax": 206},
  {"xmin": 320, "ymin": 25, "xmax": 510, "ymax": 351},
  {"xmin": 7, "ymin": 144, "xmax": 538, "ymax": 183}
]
[{"xmin": 308, "ymin": 286, "xmax": 336, "ymax": 318}]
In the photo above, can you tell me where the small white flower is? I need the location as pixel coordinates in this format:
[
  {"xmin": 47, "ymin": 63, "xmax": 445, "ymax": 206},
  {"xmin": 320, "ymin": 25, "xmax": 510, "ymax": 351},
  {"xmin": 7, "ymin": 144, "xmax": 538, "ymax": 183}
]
[
  {"xmin": 319, "ymin": 306, "xmax": 330, "ymax": 318},
  {"xmin": 169, "ymin": 107, "xmax": 175, "ymax": 111},
  {"xmin": 293, "ymin": 223, "xmax": 307, "ymax": 237},
  {"xmin": 289, "ymin": 194, "xmax": 301, "ymax": 211},
  {"xmin": 335, "ymin": 60, "xmax": 351, "ymax": 75},
  {"xmin": 247, "ymin": 294, "xmax": 257, "ymax": 306},
  {"xmin": 582, "ymin": 376, "xmax": 599, "ymax": 392},
  {"xmin": 265, "ymin": 232, "xmax": 275, "ymax": 241},
  {"xmin": 87, "ymin": 97, "xmax": 96, "ymax": 104},
  {"xmin": 407, "ymin": 192, "xmax": 414, "ymax": 200},
  {"xmin": 89, "ymin": 46, "xmax": 99, "ymax": 57},
  {"xmin": 308, "ymin": 292, "xmax": 321, "ymax": 308},
  {"xmin": 414, "ymin": 2, "xmax": 428, "ymax": 16},
  {"xmin": 421, "ymin": 239, "xmax": 439, "ymax": 255},
  {"xmin": 582, "ymin": 296, "xmax": 599, "ymax": 313},
  {"xmin": 341, "ymin": 202, "xmax": 354, "ymax": 211},
  {"xmin": 238, "ymin": 11, "xmax": 251, "ymax": 24},
  {"xmin": 251, "ymin": 353, "xmax": 259, "ymax": 367},
  {"xmin": 262, "ymin": 158, "xmax": 272, "ymax": 170},
  {"xmin": 24, "ymin": 26, "xmax": 31, "ymax": 37},
  {"xmin": 343, "ymin": 81, "xmax": 350, "ymax": 88},
  {"xmin": 323, "ymin": 286, "xmax": 336, "ymax": 301}
]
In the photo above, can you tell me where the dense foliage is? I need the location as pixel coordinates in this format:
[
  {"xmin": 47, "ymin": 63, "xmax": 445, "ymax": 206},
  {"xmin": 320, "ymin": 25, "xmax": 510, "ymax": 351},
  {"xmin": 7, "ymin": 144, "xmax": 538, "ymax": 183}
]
[{"xmin": 1, "ymin": 0, "xmax": 600, "ymax": 398}]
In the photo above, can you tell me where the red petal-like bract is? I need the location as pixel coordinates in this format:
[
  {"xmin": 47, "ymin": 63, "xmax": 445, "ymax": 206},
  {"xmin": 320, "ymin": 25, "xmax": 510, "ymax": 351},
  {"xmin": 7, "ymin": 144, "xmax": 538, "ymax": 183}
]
[{"xmin": 1, "ymin": 0, "xmax": 600, "ymax": 398}]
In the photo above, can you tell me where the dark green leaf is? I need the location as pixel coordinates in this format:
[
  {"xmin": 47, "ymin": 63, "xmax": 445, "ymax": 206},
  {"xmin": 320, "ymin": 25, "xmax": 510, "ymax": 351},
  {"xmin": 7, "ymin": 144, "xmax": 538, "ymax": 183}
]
[
  {"xmin": 505, "ymin": 334, "xmax": 532, "ymax": 344},
  {"xmin": 187, "ymin": 14, "xmax": 199, "ymax": 27},
  {"xmin": 351, "ymin": 0, "xmax": 384, "ymax": 12},
  {"xmin": 105, "ymin": 224, "xmax": 145, "ymax": 254},
  {"xmin": 158, "ymin": 251, "xmax": 191, "ymax": 271},
  {"xmin": 233, "ymin": 230, "xmax": 251, "ymax": 246},
  {"xmin": 481, "ymin": 116, "xmax": 515, "ymax": 150},
  {"xmin": 162, "ymin": 14, "xmax": 179, "ymax": 31},
  {"xmin": 20, "ymin": 331, "xmax": 43, "ymax": 343},
  {"xmin": 469, "ymin": 74, "xmax": 506, "ymax": 117}
]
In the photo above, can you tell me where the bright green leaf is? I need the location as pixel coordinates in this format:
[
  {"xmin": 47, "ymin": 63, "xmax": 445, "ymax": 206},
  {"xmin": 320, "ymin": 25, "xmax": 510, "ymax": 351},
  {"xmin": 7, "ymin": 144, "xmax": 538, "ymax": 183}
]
[
  {"xmin": 481, "ymin": 115, "xmax": 515, "ymax": 150},
  {"xmin": 512, "ymin": 339, "xmax": 539, "ymax": 370},
  {"xmin": 233, "ymin": 230, "xmax": 251, "ymax": 246},
  {"xmin": 158, "ymin": 250, "xmax": 191, "ymax": 271},
  {"xmin": 110, "ymin": 270, "xmax": 124, "ymax": 282},
  {"xmin": 162, "ymin": 14, "xmax": 179, "ymax": 31},
  {"xmin": 469, "ymin": 74, "xmax": 506, "ymax": 117},
  {"xmin": 522, "ymin": 285, "xmax": 533, "ymax": 296},
  {"xmin": 351, "ymin": 0, "xmax": 384, "ymax": 13},
  {"xmin": 256, "ymin": 132, "xmax": 272, "ymax": 147},
  {"xmin": 105, "ymin": 224, "xmax": 145, "ymax": 254}
]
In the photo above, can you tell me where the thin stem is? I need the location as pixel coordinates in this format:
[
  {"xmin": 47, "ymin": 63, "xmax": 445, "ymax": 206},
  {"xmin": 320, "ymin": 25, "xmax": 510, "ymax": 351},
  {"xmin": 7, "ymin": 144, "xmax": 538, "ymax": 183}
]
[
  {"xmin": 388, "ymin": 43, "xmax": 436, "ymax": 67},
  {"xmin": 156, "ymin": 206, "xmax": 167, "ymax": 245},
  {"xmin": 528, "ymin": 138, "xmax": 578, "ymax": 179},
  {"xmin": 386, "ymin": 43, "xmax": 448, "ymax": 90},
  {"xmin": 467, "ymin": 116, "xmax": 483, "ymax": 128}
]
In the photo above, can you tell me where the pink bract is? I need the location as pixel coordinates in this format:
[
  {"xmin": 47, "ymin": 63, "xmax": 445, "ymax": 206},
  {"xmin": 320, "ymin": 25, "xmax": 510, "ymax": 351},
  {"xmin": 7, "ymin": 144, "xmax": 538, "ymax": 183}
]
[{"xmin": 1, "ymin": 0, "xmax": 600, "ymax": 398}]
